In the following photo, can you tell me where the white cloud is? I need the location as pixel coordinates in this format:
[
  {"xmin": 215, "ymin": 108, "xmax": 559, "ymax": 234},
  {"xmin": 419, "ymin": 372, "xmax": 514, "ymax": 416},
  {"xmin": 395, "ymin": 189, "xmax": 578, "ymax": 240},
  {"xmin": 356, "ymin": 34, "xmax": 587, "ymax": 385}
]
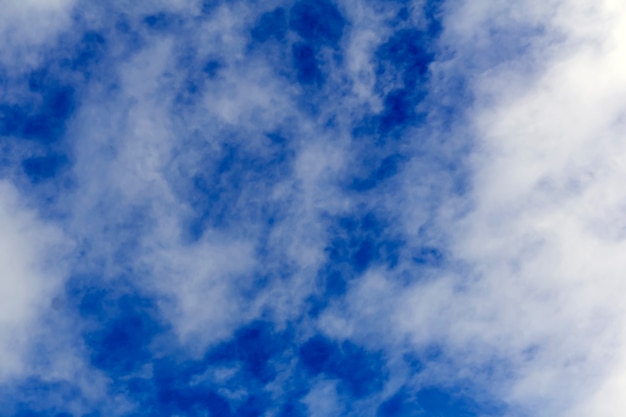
[
  {"xmin": 9, "ymin": 0, "xmax": 626, "ymax": 414},
  {"xmin": 389, "ymin": 0, "xmax": 626, "ymax": 415},
  {"xmin": 0, "ymin": 0, "xmax": 76, "ymax": 70},
  {"xmin": 60, "ymin": 2, "xmax": 356, "ymax": 353},
  {"xmin": 304, "ymin": 1, "xmax": 626, "ymax": 415},
  {"xmin": 141, "ymin": 234, "xmax": 258, "ymax": 350},
  {"xmin": 0, "ymin": 181, "xmax": 71, "ymax": 380},
  {"xmin": 304, "ymin": 380, "xmax": 344, "ymax": 417}
]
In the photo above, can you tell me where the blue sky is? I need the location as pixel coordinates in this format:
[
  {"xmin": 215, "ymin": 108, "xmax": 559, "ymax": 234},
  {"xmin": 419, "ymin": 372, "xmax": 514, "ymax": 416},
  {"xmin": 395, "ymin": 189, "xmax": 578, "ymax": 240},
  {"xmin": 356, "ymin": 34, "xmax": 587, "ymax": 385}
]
[{"xmin": 2, "ymin": 1, "xmax": 626, "ymax": 416}]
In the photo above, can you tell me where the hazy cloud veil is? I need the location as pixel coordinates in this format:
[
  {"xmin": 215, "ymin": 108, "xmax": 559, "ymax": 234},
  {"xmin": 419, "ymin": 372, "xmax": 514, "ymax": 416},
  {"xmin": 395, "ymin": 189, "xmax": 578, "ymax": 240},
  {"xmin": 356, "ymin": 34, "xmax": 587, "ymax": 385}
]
[{"xmin": 1, "ymin": 0, "xmax": 625, "ymax": 416}]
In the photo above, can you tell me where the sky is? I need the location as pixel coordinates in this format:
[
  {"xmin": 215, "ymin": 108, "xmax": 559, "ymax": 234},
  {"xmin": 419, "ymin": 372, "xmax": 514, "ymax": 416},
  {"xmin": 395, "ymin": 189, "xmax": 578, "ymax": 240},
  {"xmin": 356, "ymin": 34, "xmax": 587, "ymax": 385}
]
[{"xmin": 1, "ymin": 0, "xmax": 626, "ymax": 416}]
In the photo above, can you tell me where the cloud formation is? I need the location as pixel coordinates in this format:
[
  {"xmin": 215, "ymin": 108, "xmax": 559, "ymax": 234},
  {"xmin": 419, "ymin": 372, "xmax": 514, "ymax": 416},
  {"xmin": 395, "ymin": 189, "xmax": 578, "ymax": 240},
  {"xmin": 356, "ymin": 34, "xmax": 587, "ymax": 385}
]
[{"xmin": 1, "ymin": 0, "xmax": 626, "ymax": 416}]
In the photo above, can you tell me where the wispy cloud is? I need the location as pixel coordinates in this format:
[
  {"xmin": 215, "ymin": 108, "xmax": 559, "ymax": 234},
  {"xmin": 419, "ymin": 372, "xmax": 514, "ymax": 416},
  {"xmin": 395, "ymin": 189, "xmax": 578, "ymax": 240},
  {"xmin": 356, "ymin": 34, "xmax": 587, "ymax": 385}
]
[{"xmin": 2, "ymin": 0, "xmax": 626, "ymax": 416}]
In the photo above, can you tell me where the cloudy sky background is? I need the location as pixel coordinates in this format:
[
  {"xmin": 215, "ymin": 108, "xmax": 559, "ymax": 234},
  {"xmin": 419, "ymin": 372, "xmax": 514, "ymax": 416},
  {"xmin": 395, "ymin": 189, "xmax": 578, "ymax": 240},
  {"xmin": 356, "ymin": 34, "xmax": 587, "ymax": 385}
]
[{"xmin": 2, "ymin": 0, "xmax": 626, "ymax": 416}]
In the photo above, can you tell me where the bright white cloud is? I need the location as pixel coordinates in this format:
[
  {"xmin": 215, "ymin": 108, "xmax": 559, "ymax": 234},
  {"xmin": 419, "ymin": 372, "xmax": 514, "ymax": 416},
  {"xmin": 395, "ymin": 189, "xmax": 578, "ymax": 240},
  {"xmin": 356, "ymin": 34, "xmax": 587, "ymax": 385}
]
[
  {"xmin": 0, "ymin": 181, "xmax": 71, "ymax": 381},
  {"xmin": 0, "ymin": 0, "xmax": 76, "ymax": 70},
  {"xmin": 391, "ymin": 1, "xmax": 626, "ymax": 416}
]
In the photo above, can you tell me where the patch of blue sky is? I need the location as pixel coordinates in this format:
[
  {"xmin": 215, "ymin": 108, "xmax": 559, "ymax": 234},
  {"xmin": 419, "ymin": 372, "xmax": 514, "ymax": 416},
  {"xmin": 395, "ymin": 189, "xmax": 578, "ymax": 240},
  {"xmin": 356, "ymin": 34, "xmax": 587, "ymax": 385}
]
[
  {"xmin": 376, "ymin": 386, "xmax": 486, "ymax": 417},
  {"xmin": 251, "ymin": 8, "xmax": 288, "ymax": 44},
  {"xmin": 5, "ymin": 378, "xmax": 83, "ymax": 417},
  {"xmin": 0, "ymin": 0, "xmax": 515, "ymax": 416},
  {"xmin": 177, "ymin": 132, "xmax": 294, "ymax": 238},
  {"xmin": 0, "ymin": 80, "xmax": 76, "ymax": 145}
]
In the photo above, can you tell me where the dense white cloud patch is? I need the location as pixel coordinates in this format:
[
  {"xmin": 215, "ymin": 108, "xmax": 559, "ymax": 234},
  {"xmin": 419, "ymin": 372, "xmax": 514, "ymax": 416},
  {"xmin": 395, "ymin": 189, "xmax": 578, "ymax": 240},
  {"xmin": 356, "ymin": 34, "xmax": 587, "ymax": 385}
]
[
  {"xmin": 0, "ymin": 0, "xmax": 76, "ymax": 71},
  {"xmin": 396, "ymin": 1, "xmax": 626, "ymax": 416},
  {"xmin": 0, "ymin": 181, "xmax": 70, "ymax": 380}
]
